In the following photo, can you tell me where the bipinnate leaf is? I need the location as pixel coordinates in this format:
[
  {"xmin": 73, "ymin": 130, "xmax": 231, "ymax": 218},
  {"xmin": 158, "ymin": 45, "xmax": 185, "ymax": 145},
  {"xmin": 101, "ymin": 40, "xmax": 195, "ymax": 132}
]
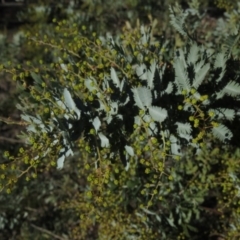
[
  {"xmin": 132, "ymin": 86, "xmax": 152, "ymax": 110},
  {"xmin": 149, "ymin": 106, "xmax": 168, "ymax": 122}
]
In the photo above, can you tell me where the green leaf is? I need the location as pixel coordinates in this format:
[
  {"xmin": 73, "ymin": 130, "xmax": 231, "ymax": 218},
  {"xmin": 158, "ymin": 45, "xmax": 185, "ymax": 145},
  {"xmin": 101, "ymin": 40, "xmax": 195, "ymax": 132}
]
[
  {"xmin": 149, "ymin": 106, "xmax": 168, "ymax": 123},
  {"xmin": 212, "ymin": 124, "xmax": 233, "ymax": 142},
  {"xmin": 166, "ymin": 212, "xmax": 176, "ymax": 228},
  {"xmin": 132, "ymin": 86, "xmax": 152, "ymax": 109},
  {"xmin": 193, "ymin": 63, "xmax": 210, "ymax": 89},
  {"xmin": 30, "ymin": 71, "xmax": 42, "ymax": 84},
  {"xmin": 174, "ymin": 58, "xmax": 190, "ymax": 92},
  {"xmin": 223, "ymin": 81, "xmax": 240, "ymax": 97},
  {"xmin": 187, "ymin": 43, "xmax": 199, "ymax": 64},
  {"xmin": 187, "ymin": 224, "xmax": 198, "ymax": 232}
]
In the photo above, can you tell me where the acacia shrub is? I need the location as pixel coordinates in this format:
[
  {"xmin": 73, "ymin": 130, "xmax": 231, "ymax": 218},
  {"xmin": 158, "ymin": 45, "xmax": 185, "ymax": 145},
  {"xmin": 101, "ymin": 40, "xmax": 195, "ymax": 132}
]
[{"xmin": 1, "ymin": 2, "xmax": 240, "ymax": 240}]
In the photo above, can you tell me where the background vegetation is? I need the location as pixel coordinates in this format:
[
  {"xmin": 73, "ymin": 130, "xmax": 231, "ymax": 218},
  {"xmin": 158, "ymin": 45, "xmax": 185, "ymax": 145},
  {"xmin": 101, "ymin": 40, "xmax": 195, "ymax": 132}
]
[{"xmin": 0, "ymin": 0, "xmax": 240, "ymax": 239}]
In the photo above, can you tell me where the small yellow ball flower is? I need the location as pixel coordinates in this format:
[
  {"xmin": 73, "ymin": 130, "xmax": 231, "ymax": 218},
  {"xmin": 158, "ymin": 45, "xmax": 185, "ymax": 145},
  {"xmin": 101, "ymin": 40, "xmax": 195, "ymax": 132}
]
[
  {"xmin": 178, "ymin": 105, "xmax": 183, "ymax": 110},
  {"xmin": 208, "ymin": 111, "xmax": 215, "ymax": 117},
  {"xmin": 191, "ymin": 88, "xmax": 196, "ymax": 94}
]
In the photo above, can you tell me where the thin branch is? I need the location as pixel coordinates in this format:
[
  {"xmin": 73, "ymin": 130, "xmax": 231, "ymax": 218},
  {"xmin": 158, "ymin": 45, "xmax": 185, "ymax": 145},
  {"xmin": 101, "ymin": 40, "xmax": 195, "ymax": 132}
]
[
  {"xmin": 0, "ymin": 116, "xmax": 28, "ymax": 126},
  {"xmin": 209, "ymin": 232, "xmax": 226, "ymax": 239},
  {"xmin": 30, "ymin": 224, "xmax": 69, "ymax": 240},
  {"xmin": 0, "ymin": 136, "xmax": 25, "ymax": 143},
  {"xmin": 24, "ymin": 207, "xmax": 39, "ymax": 212}
]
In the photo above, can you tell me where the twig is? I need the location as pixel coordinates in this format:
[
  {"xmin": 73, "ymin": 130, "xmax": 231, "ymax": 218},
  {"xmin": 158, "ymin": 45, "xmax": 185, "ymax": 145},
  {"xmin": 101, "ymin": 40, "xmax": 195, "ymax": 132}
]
[
  {"xmin": 0, "ymin": 116, "xmax": 28, "ymax": 126},
  {"xmin": 0, "ymin": 136, "xmax": 25, "ymax": 143},
  {"xmin": 209, "ymin": 232, "xmax": 226, "ymax": 239},
  {"xmin": 30, "ymin": 224, "xmax": 69, "ymax": 240}
]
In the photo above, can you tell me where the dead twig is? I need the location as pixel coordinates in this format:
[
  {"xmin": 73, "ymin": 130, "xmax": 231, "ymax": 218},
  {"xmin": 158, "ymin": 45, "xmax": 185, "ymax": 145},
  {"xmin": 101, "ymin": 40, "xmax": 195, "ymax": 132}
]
[
  {"xmin": 0, "ymin": 116, "xmax": 28, "ymax": 126},
  {"xmin": 30, "ymin": 224, "xmax": 69, "ymax": 240},
  {"xmin": 0, "ymin": 136, "xmax": 25, "ymax": 143}
]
